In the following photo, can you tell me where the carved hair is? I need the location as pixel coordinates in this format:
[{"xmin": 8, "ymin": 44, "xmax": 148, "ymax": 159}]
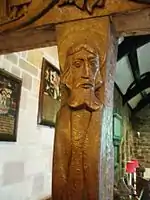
[{"xmin": 61, "ymin": 43, "xmax": 103, "ymax": 91}]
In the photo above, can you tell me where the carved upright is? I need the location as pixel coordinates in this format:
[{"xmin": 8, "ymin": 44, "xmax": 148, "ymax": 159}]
[
  {"xmin": 52, "ymin": 17, "xmax": 117, "ymax": 200},
  {"xmin": 0, "ymin": 1, "xmax": 149, "ymax": 200}
]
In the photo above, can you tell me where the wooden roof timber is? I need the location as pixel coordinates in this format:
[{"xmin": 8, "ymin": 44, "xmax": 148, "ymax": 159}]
[
  {"xmin": 112, "ymin": 8, "xmax": 150, "ymax": 36},
  {"xmin": 0, "ymin": 0, "xmax": 149, "ymax": 32},
  {"xmin": 0, "ymin": 1, "xmax": 150, "ymax": 54}
]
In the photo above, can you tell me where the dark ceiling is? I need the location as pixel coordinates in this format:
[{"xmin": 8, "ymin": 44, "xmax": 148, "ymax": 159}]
[{"xmin": 116, "ymin": 35, "xmax": 150, "ymax": 114}]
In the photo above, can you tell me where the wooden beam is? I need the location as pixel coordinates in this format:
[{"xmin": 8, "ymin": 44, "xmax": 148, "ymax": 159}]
[
  {"xmin": 0, "ymin": 25, "xmax": 56, "ymax": 55},
  {"xmin": 33, "ymin": 1, "xmax": 150, "ymax": 28},
  {"xmin": 117, "ymin": 35, "xmax": 150, "ymax": 61},
  {"xmin": 128, "ymin": 49, "xmax": 141, "ymax": 84},
  {"xmin": 123, "ymin": 72, "xmax": 150, "ymax": 104},
  {"xmin": 112, "ymin": 8, "xmax": 150, "ymax": 36},
  {"xmin": 128, "ymin": 48, "xmax": 146, "ymax": 98},
  {"xmin": 0, "ymin": 2, "xmax": 150, "ymax": 55},
  {"xmin": 0, "ymin": 0, "xmax": 150, "ymax": 34}
]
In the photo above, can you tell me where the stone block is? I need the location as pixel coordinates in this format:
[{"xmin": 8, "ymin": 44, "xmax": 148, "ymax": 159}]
[
  {"xmin": 19, "ymin": 51, "xmax": 28, "ymax": 59},
  {"xmin": 27, "ymin": 49, "xmax": 43, "ymax": 69},
  {"xmin": 22, "ymin": 72, "xmax": 32, "ymax": 90},
  {"xmin": 40, "ymin": 46, "xmax": 59, "ymax": 68},
  {"xmin": 11, "ymin": 65, "xmax": 21, "ymax": 77},
  {"xmin": 2, "ymin": 162, "xmax": 25, "ymax": 185},
  {"xmin": 0, "ymin": 59, "xmax": 12, "ymax": 72},
  {"xmin": 4, "ymin": 53, "xmax": 18, "ymax": 65},
  {"xmin": 26, "ymin": 96, "xmax": 38, "ymax": 117},
  {"xmin": 19, "ymin": 58, "xmax": 38, "ymax": 76}
]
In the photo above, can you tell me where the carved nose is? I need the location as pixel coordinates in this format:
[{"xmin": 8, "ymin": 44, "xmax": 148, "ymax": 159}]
[{"xmin": 82, "ymin": 63, "xmax": 90, "ymax": 78}]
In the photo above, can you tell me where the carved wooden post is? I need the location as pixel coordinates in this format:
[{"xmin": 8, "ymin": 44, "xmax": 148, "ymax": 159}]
[{"xmin": 52, "ymin": 17, "xmax": 117, "ymax": 200}]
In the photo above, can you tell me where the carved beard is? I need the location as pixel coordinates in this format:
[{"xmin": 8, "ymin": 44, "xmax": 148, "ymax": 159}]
[{"xmin": 68, "ymin": 87, "xmax": 101, "ymax": 111}]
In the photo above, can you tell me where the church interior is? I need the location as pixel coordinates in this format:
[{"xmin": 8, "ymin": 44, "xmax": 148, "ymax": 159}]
[{"xmin": 0, "ymin": 1, "xmax": 150, "ymax": 200}]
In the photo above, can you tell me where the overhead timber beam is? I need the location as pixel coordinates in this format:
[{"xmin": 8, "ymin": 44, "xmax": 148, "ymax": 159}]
[
  {"xmin": 0, "ymin": 0, "xmax": 150, "ymax": 34},
  {"xmin": 117, "ymin": 35, "xmax": 150, "ymax": 61},
  {"xmin": 112, "ymin": 8, "xmax": 150, "ymax": 36},
  {"xmin": 123, "ymin": 72, "xmax": 150, "ymax": 104},
  {"xmin": 0, "ymin": 1, "xmax": 150, "ymax": 54},
  {"xmin": 0, "ymin": 25, "xmax": 56, "ymax": 55},
  {"xmin": 128, "ymin": 48, "xmax": 146, "ymax": 98},
  {"xmin": 128, "ymin": 49, "xmax": 141, "ymax": 85}
]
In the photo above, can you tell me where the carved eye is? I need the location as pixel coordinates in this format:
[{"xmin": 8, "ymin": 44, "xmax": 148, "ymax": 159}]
[
  {"xmin": 73, "ymin": 60, "xmax": 82, "ymax": 68},
  {"xmin": 90, "ymin": 59, "xmax": 97, "ymax": 66}
]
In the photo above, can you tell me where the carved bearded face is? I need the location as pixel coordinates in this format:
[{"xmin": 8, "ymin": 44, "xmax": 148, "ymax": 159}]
[
  {"xmin": 71, "ymin": 48, "xmax": 99, "ymax": 89},
  {"xmin": 62, "ymin": 44, "xmax": 103, "ymax": 111}
]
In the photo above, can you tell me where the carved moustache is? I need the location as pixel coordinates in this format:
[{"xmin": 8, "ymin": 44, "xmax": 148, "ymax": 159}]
[{"xmin": 74, "ymin": 78, "xmax": 95, "ymax": 89}]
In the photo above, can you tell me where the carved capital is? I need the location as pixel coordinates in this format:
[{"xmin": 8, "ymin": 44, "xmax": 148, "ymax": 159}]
[
  {"xmin": 8, "ymin": 0, "xmax": 32, "ymax": 19},
  {"xmin": 58, "ymin": 0, "xmax": 106, "ymax": 14},
  {"xmin": 0, "ymin": 0, "xmax": 32, "ymax": 25}
]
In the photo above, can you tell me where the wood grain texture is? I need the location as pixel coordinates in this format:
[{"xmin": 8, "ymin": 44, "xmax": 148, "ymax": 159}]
[
  {"xmin": 58, "ymin": 0, "xmax": 105, "ymax": 14},
  {"xmin": 112, "ymin": 8, "xmax": 150, "ymax": 36},
  {"xmin": 0, "ymin": 1, "xmax": 150, "ymax": 55},
  {"xmin": 52, "ymin": 17, "xmax": 117, "ymax": 200},
  {"xmin": 0, "ymin": 0, "xmax": 150, "ymax": 33},
  {"xmin": 0, "ymin": 25, "xmax": 56, "ymax": 54}
]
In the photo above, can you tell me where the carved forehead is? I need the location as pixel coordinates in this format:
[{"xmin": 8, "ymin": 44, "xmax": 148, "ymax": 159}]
[{"xmin": 67, "ymin": 44, "xmax": 99, "ymax": 57}]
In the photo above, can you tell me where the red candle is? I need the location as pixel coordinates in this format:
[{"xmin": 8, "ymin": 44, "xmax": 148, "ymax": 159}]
[{"xmin": 126, "ymin": 161, "xmax": 136, "ymax": 173}]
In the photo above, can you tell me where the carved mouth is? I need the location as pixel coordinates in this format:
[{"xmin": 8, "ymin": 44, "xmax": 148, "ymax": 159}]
[{"xmin": 81, "ymin": 83, "xmax": 93, "ymax": 88}]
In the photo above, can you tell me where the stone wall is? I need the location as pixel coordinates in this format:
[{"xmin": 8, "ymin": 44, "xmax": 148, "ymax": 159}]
[
  {"xmin": 132, "ymin": 105, "xmax": 150, "ymax": 170},
  {"xmin": 132, "ymin": 105, "xmax": 150, "ymax": 133},
  {"xmin": 114, "ymin": 87, "xmax": 135, "ymax": 179},
  {"xmin": 134, "ymin": 132, "xmax": 150, "ymax": 168},
  {"xmin": 114, "ymin": 88, "xmax": 150, "ymax": 179},
  {"xmin": 0, "ymin": 46, "xmax": 59, "ymax": 200}
]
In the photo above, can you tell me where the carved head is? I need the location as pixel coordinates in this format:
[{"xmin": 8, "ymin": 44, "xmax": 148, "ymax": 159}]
[
  {"xmin": 61, "ymin": 43, "xmax": 103, "ymax": 111},
  {"xmin": 62, "ymin": 43, "xmax": 102, "ymax": 92}
]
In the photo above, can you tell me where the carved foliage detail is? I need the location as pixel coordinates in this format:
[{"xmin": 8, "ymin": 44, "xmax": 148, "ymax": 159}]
[
  {"xmin": 0, "ymin": 0, "xmax": 32, "ymax": 24},
  {"xmin": 8, "ymin": 0, "xmax": 32, "ymax": 19},
  {"xmin": 58, "ymin": 0, "xmax": 106, "ymax": 14},
  {"xmin": 0, "ymin": 0, "xmax": 105, "ymax": 26}
]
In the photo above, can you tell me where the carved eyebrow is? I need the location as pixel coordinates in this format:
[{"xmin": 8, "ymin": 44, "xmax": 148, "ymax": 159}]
[{"xmin": 88, "ymin": 56, "xmax": 97, "ymax": 59}]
